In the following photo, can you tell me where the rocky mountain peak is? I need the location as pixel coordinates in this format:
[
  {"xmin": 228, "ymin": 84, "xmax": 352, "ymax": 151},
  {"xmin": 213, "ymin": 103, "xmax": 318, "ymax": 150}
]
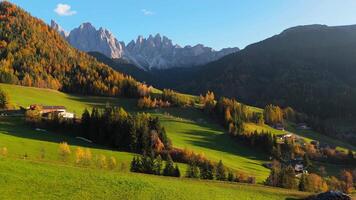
[
  {"xmin": 50, "ymin": 20, "xmax": 68, "ymax": 38},
  {"xmin": 51, "ymin": 21, "xmax": 240, "ymax": 70}
]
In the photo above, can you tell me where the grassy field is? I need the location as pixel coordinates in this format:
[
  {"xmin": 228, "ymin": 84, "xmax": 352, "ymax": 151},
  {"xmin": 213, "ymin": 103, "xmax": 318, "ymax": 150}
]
[
  {"xmin": 0, "ymin": 83, "xmax": 271, "ymax": 181},
  {"xmin": 0, "ymin": 115, "xmax": 309, "ymax": 200},
  {"xmin": 0, "ymin": 157, "xmax": 308, "ymax": 200},
  {"xmin": 0, "ymin": 83, "xmax": 354, "ymax": 181}
]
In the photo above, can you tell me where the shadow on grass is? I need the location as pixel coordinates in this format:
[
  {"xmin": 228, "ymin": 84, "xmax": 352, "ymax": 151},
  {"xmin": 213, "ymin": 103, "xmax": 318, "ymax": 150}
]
[
  {"xmin": 67, "ymin": 95, "xmax": 138, "ymax": 112},
  {"xmin": 0, "ymin": 116, "xmax": 116, "ymax": 151},
  {"xmin": 180, "ymin": 129, "xmax": 268, "ymax": 161},
  {"xmin": 152, "ymin": 107, "xmax": 270, "ymax": 162}
]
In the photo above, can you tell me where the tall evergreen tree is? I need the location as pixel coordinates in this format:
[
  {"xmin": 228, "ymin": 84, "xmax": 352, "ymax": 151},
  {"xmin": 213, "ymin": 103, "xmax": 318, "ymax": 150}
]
[
  {"xmin": 215, "ymin": 160, "xmax": 226, "ymax": 181},
  {"xmin": 154, "ymin": 155, "xmax": 163, "ymax": 175},
  {"xmin": 163, "ymin": 154, "xmax": 175, "ymax": 176},
  {"xmin": 174, "ymin": 164, "xmax": 181, "ymax": 177},
  {"xmin": 280, "ymin": 165, "xmax": 298, "ymax": 189},
  {"xmin": 200, "ymin": 161, "xmax": 214, "ymax": 180},
  {"xmin": 186, "ymin": 163, "xmax": 200, "ymax": 178}
]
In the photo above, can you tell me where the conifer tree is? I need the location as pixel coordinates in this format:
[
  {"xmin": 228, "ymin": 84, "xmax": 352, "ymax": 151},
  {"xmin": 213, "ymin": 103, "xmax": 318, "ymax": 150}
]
[
  {"xmin": 154, "ymin": 155, "xmax": 163, "ymax": 175},
  {"xmin": 163, "ymin": 154, "xmax": 175, "ymax": 176},
  {"xmin": 174, "ymin": 164, "xmax": 181, "ymax": 177},
  {"xmin": 186, "ymin": 163, "xmax": 200, "ymax": 178},
  {"xmin": 228, "ymin": 171, "xmax": 235, "ymax": 182},
  {"xmin": 215, "ymin": 160, "xmax": 226, "ymax": 181},
  {"xmin": 280, "ymin": 165, "xmax": 298, "ymax": 189}
]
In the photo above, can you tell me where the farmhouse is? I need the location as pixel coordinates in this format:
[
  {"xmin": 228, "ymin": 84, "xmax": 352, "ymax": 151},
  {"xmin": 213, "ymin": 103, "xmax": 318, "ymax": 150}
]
[{"xmin": 29, "ymin": 105, "xmax": 74, "ymax": 119}]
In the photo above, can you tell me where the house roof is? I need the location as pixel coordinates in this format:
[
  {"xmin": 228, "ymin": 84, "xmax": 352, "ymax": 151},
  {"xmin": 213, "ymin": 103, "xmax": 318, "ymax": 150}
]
[{"xmin": 42, "ymin": 106, "xmax": 66, "ymax": 110}]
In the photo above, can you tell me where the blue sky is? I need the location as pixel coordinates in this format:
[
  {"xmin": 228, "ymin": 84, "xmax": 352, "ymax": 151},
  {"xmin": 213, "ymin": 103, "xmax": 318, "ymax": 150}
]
[{"xmin": 9, "ymin": 0, "xmax": 356, "ymax": 50}]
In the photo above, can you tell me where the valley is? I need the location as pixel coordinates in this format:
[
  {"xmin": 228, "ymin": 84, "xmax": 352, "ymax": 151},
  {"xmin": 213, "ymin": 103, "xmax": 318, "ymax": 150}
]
[{"xmin": 1, "ymin": 1, "xmax": 356, "ymax": 199}]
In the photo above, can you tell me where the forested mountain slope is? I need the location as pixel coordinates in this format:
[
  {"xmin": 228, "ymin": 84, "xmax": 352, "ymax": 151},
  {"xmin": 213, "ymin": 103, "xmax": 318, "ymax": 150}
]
[
  {"xmin": 0, "ymin": 2, "xmax": 142, "ymax": 97},
  {"xmin": 173, "ymin": 25, "xmax": 356, "ymax": 120}
]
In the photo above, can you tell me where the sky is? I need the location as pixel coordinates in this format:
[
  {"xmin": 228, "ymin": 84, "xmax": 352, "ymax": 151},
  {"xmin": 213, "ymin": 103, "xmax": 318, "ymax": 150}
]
[{"xmin": 8, "ymin": 0, "xmax": 356, "ymax": 50}]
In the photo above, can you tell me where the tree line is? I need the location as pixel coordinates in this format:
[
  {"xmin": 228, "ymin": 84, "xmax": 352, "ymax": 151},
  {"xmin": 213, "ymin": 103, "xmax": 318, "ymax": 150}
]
[
  {"xmin": 266, "ymin": 160, "xmax": 355, "ymax": 194},
  {"xmin": 26, "ymin": 106, "xmax": 171, "ymax": 154}
]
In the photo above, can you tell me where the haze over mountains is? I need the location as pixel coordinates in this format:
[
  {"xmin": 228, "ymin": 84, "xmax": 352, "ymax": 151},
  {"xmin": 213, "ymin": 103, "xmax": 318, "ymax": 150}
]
[{"xmin": 51, "ymin": 20, "xmax": 239, "ymax": 70}]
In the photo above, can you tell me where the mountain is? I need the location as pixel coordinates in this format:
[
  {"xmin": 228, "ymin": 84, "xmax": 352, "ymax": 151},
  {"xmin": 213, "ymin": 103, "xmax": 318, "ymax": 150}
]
[
  {"xmin": 0, "ymin": 2, "xmax": 141, "ymax": 97},
  {"xmin": 50, "ymin": 20, "xmax": 67, "ymax": 38},
  {"xmin": 67, "ymin": 23, "xmax": 126, "ymax": 59},
  {"xmin": 125, "ymin": 34, "xmax": 239, "ymax": 70},
  {"xmin": 51, "ymin": 21, "xmax": 239, "ymax": 70},
  {"xmin": 168, "ymin": 24, "xmax": 356, "ymax": 120}
]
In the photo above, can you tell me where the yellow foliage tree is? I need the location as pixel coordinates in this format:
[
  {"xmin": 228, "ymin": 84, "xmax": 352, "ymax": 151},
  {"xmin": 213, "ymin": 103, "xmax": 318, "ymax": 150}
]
[
  {"xmin": 108, "ymin": 156, "xmax": 117, "ymax": 170},
  {"xmin": 75, "ymin": 147, "xmax": 92, "ymax": 166},
  {"xmin": 58, "ymin": 142, "xmax": 71, "ymax": 161},
  {"xmin": 0, "ymin": 147, "xmax": 8, "ymax": 157}
]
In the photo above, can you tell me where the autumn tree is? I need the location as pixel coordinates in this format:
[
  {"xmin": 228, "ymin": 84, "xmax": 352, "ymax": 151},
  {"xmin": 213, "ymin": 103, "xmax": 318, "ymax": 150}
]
[
  {"xmin": 339, "ymin": 170, "xmax": 354, "ymax": 193},
  {"xmin": 0, "ymin": 88, "xmax": 10, "ymax": 109}
]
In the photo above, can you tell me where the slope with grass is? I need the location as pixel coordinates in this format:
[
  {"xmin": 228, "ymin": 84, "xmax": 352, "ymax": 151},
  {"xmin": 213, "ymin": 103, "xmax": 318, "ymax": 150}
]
[
  {"xmin": 0, "ymin": 111, "xmax": 308, "ymax": 199},
  {"xmin": 0, "ymin": 157, "xmax": 308, "ymax": 200},
  {"xmin": 2, "ymin": 83, "xmax": 355, "ymax": 179},
  {"xmin": 0, "ymin": 83, "xmax": 270, "ymax": 181}
]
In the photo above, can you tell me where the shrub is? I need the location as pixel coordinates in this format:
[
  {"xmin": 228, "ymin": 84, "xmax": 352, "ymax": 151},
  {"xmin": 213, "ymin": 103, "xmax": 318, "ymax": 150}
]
[
  {"xmin": 96, "ymin": 155, "xmax": 107, "ymax": 169},
  {"xmin": 58, "ymin": 142, "xmax": 71, "ymax": 161},
  {"xmin": 108, "ymin": 156, "xmax": 117, "ymax": 170},
  {"xmin": 0, "ymin": 147, "xmax": 8, "ymax": 157},
  {"xmin": 75, "ymin": 147, "xmax": 92, "ymax": 166}
]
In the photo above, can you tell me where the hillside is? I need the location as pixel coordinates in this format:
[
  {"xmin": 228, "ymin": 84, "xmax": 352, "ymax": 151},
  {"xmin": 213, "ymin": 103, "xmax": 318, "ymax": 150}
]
[
  {"xmin": 0, "ymin": 2, "xmax": 141, "ymax": 97},
  {"xmin": 0, "ymin": 85, "xmax": 311, "ymax": 200},
  {"xmin": 149, "ymin": 25, "xmax": 356, "ymax": 121},
  {"xmin": 0, "ymin": 84, "xmax": 271, "ymax": 181},
  {"xmin": 2, "ymin": 83, "xmax": 354, "ymax": 180},
  {"xmin": 0, "ymin": 159, "xmax": 308, "ymax": 200}
]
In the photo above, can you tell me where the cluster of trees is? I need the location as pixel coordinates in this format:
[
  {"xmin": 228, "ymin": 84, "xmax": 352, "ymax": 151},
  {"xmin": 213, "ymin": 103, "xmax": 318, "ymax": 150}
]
[
  {"xmin": 25, "ymin": 106, "xmax": 171, "ymax": 154},
  {"xmin": 199, "ymin": 92, "xmax": 355, "ymax": 167},
  {"xmin": 137, "ymin": 96, "xmax": 171, "ymax": 109},
  {"xmin": 80, "ymin": 107, "xmax": 171, "ymax": 154},
  {"xmin": 130, "ymin": 153, "xmax": 180, "ymax": 177},
  {"xmin": 263, "ymin": 105, "xmax": 284, "ymax": 125},
  {"xmin": 0, "ymin": 2, "xmax": 147, "ymax": 98},
  {"xmin": 162, "ymin": 89, "xmax": 193, "ymax": 107},
  {"xmin": 266, "ymin": 160, "xmax": 355, "ymax": 194},
  {"xmin": 185, "ymin": 160, "xmax": 255, "ymax": 184},
  {"xmin": 263, "ymin": 105, "xmax": 307, "ymax": 125},
  {"xmin": 0, "ymin": 88, "xmax": 10, "ymax": 109},
  {"xmin": 58, "ymin": 142, "xmax": 119, "ymax": 169}
]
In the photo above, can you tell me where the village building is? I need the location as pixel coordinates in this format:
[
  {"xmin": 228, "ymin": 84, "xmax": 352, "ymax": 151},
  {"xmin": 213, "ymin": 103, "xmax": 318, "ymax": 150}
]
[{"xmin": 29, "ymin": 105, "xmax": 75, "ymax": 119}]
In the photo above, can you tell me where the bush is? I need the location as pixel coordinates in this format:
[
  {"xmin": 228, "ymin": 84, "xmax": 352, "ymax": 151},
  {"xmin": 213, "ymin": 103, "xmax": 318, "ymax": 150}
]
[
  {"xmin": 96, "ymin": 155, "xmax": 107, "ymax": 169},
  {"xmin": 58, "ymin": 142, "xmax": 71, "ymax": 161},
  {"xmin": 75, "ymin": 147, "xmax": 92, "ymax": 166},
  {"xmin": 108, "ymin": 156, "xmax": 117, "ymax": 170},
  {"xmin": 0, "ymin": 147, "xmax": 8, "ymax": 157}
]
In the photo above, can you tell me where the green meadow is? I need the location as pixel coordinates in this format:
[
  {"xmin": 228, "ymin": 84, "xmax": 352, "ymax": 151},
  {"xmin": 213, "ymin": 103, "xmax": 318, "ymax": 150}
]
[
  {"xmin": 0, "ymin": 83, "xmax": 271, "ymax": 181},
  {"xmin": 0, "ymin": 157, "xmax": 308, "ymax": 200},
  {"xmin": 1, "ymin": 83, "xmax": 354, "ymax": 180},
  {"xmin": 0, "ymin": 83, "xmax": 312, "ymax": 199}
]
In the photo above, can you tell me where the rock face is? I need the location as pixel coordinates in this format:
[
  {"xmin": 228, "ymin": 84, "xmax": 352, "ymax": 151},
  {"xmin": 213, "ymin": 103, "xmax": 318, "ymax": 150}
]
[
  {"xmin": 125, "ymin": 34, "xmax": 239, "ymax": 70},
  {"xmin": 50, "ymin": 20, "xmax": 68, "ymax": 38},
  {"xmin": 51, "ymin": 21, "xmax": 239, "ymax": 70},
  {"xmin": 66, "ymin": 23, "xmax": 125, "ymax": 59}
]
